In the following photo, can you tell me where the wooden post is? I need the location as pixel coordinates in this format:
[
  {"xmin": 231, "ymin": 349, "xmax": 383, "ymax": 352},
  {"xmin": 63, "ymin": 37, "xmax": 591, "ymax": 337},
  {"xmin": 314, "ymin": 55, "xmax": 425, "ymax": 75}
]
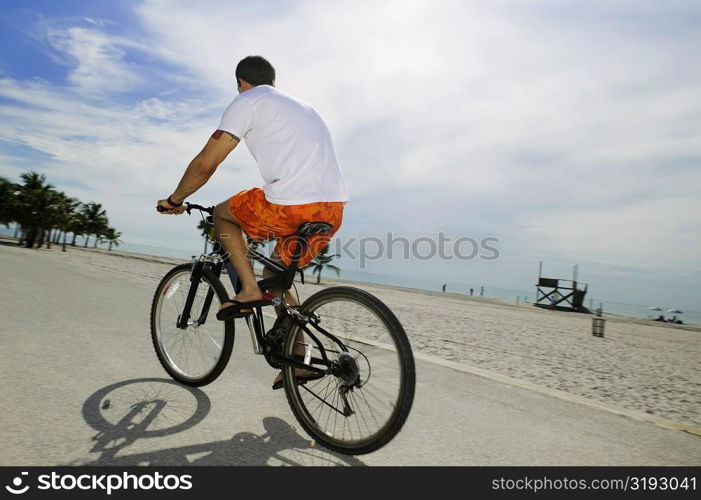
[{"xmin": 592, "ymin": 317, "xmax": 605, "ymax": 337}]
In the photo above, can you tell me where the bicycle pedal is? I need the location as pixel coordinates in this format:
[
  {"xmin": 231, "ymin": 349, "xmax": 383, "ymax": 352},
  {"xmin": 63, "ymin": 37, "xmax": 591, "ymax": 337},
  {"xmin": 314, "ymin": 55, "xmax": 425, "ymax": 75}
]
[{"xmin": 216, "ymin": 306, "xmax": 252, "ymax": 321}]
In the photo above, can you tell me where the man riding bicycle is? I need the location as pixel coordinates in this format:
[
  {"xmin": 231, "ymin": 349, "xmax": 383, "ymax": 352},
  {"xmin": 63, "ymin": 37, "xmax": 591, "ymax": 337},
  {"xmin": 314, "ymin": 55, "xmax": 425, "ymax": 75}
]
[{"xmin": 156, "ymin": 55, "xmax": 348, "ymax": 386}]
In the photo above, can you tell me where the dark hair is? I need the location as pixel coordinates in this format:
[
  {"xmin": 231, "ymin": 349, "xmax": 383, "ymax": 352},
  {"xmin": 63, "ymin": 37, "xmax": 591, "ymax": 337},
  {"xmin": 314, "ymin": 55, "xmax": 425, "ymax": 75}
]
[{"xmin": 235, "ymin": 55, "xmax": 275, "ymax": 86}]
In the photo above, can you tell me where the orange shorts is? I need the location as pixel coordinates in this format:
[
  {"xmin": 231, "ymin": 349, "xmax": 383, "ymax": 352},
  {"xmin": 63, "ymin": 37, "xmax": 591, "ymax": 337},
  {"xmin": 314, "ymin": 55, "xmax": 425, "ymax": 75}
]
[{"xmin": 229, "ymin": 188, "xmax": 344, "ymax": 267}]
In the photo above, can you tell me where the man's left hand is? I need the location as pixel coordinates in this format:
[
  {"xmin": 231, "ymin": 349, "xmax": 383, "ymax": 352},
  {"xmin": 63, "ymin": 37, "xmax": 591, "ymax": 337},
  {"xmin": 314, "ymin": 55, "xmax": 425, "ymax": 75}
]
[{"xmin": 156, "ymin": 198, "xmax": 186, "ymax": 215}]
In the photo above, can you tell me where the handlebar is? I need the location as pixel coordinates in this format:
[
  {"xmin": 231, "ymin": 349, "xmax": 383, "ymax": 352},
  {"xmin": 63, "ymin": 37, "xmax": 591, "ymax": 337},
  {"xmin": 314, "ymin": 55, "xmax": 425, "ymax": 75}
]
[
  {"xmin": 157, "ymin": 202, "xmax": 214, "ymax": 215},
  {"xmin": 185, "ymin": 203, "xmax": 214, "ymax": 215}
]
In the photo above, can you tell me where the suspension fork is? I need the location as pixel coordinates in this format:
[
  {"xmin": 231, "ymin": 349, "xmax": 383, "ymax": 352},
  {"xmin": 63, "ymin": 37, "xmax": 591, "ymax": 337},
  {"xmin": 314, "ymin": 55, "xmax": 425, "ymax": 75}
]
[
  {"xmin": 176, "ymin": 260, "xmax": 206, "ymax": 329},
  {"xmin": 183, "ymin": 247, "xmax": 235, "ymax": 329},
  {"xmin": 193, "ymin": 260, "xmax": 225, "ymax": 326}
]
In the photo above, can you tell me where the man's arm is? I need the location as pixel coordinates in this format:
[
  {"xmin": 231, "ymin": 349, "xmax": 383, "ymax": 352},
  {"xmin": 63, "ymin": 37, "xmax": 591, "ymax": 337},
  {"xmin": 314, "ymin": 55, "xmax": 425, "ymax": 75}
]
[{"xmin": 157, "ymin": 130, "xmax": 239, "ymax": 213}]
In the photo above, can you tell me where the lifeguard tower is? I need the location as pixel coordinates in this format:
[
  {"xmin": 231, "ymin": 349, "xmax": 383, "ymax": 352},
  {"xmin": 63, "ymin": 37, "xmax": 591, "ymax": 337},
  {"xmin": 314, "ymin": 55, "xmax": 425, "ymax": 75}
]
[{"xmin": 534, "ymin": 262, "xmax": 589, "ymax": 313}]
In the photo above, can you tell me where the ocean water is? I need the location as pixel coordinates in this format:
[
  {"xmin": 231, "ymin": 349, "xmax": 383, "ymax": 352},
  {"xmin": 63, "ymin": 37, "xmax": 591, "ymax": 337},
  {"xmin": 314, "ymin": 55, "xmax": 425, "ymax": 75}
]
[
  {"xmin": 118, "ymin": 241, "xmax": 201, "ymax": 260},
  {"xmin": 2, "ymin": 226, "xmax": 699, "ymax": 326},
  {"xmin": 339, "ymin": 270, "xmax": 701, "ymax": 326}
]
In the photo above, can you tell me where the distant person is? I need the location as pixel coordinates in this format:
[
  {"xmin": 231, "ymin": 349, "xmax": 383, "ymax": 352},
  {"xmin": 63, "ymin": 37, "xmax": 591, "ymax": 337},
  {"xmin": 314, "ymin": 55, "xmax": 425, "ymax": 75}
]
[
  {"xmin": 470, "ymin": 288, "xmax": 474, "ymax": 296},
  {"xmin": 442, "ymin": 283, "xmax": 447, "ymax": 293}
]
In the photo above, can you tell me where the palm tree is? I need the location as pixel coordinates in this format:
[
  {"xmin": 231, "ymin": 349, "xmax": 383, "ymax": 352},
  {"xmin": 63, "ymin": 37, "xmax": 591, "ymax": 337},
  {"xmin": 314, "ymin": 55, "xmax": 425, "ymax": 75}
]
[
  {"xmin": 197, "ymin": 218, "xmax": 214, "ymax": 239},
  {"xmin": 81, "ymin": 202, "xmax": 107, "ymax": 248},
  {"xmin": 304, "ymin": 245, "xmax": 341, "ymax": 284},
  {"xmin": 54, "ymin": 194, "xmax": 81, "ymax": 252},
  {"xmin": 102, "ymin": 227, "xmax": 123, "ymax": 251},
  {"xmin": 37, "ymin": 189, "xmax": 64, "ymax": 249},
  {"xmin": 0, "ymin": 176, "xmax": 16, "ymax": 228},
  {"xmin": 15, "ymin": 172, "xmax": 55, "ymax": 248},
  {"xmin": 2, "ymin": 179, "xmax": 25, "ymax": 239},
  {"xmin": 69, "ymin": 209, "xmax": 88, "ymax": 247},
  {"xmin": 196, "ymin": 218, "xmax": 216, "ymax": 253},
  {"xmin": 93, "ymin": 219, "xmax": 109, "ymax": 248},
  {"xmin": 1, "ymin": 172, "xmax": 121, "ymax": 252}
]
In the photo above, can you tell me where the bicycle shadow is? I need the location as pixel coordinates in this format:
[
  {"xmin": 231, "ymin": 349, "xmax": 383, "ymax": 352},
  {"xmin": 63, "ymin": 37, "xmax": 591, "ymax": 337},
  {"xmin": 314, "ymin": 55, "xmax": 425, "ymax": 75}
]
[{"xmin": 77, "ymin": 378, "xmax": 365, "ymax": 467}]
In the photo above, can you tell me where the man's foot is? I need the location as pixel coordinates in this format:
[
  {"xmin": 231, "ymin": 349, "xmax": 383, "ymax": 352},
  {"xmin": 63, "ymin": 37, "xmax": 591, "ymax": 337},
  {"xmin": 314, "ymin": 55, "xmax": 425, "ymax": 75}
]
[
  {"xmin": 217, "ymin": 289, "xmax": 264, "ymax": 314},
  {"xmin": 215, "ymin": 290, "xmax": 270, "ymax": 321},
  {"xmin": 272, "ymin": 369, "xmax": 325, "ymax": 390}
]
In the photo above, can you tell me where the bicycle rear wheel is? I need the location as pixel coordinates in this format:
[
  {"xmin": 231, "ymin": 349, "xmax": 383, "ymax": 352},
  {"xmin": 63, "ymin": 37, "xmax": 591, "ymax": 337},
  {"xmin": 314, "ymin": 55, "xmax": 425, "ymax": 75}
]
[
  {"xmin": 283, "ymin": 286, "xmax": 415, "ymax": 455},
  {"xmin": 150, "ymin": 263, "xmax": 234, "ymax": 386}
]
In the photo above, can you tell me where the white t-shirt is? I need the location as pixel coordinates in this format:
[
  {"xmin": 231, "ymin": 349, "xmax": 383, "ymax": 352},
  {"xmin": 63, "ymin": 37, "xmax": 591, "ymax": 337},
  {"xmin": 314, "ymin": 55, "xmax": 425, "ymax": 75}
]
[{"xmin": 217, "ymin": 85, "xmax": 349, "ymax": 205}]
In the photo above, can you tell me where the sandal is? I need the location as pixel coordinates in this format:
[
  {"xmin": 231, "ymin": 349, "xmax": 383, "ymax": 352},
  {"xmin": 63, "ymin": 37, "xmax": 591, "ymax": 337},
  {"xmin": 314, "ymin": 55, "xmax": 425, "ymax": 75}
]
[
  {"xmin": 272, "ymin": 370, "xmax": 325, "ymax": 390},
  {"xmin": 216, "ymin": 299, "xmax": 271, "ymax": 321}
]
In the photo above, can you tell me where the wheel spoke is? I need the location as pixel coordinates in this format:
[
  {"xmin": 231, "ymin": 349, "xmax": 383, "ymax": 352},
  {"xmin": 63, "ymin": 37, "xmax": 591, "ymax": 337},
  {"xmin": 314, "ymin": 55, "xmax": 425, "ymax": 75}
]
[
  {"xmin": 301, "ymin": 383, "xmax": 345, "ymax": 417},
  {"xmin": 284, "ymin": 288, "xmax": 414, "ymax": 453},
  {"xmin": 152, "ymin": 267, "xmax": 230, "ymax": 383}
]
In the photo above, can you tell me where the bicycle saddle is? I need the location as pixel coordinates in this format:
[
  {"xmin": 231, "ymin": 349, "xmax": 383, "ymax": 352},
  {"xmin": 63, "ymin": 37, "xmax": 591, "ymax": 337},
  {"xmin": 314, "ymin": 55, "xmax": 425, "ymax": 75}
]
[{"xmin": 297, "ymin": 222, "xmax": 332, "ymax": 237}]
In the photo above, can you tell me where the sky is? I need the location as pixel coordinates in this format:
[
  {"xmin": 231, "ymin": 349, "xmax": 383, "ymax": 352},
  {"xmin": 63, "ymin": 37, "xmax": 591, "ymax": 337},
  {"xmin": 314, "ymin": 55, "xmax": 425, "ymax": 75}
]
[{"xmin": 0, "ymin": 0, "xmax": 699, "ymax": 310}]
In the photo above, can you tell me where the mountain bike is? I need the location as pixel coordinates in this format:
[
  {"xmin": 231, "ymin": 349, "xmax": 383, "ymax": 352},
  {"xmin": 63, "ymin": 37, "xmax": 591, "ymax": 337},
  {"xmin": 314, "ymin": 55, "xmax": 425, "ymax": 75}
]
[{"xmin": 150, "ymin": 203, "xmax": 415, "ymax": 455}]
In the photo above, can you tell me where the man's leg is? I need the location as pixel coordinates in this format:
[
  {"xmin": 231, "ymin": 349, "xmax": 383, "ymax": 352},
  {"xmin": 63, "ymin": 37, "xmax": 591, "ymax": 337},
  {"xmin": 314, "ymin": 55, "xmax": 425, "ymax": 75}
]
[
  {"xmin": 262, "ymin": 251, "xmax": 299, "ymax": 308},
  {"xmin": 213, "ymin": 201, "xmax": 263, "ymax": 308},
  {"xmin": 263, "ymin": 253, "xmax": 312, "ymax": 388}
]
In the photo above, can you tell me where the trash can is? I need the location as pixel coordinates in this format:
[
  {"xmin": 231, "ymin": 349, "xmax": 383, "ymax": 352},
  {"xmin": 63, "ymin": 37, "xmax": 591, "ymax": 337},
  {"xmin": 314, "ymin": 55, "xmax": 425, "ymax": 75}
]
[{"xmin": 592, "ymin": 317, "xmax": 605, "ymax": 337}]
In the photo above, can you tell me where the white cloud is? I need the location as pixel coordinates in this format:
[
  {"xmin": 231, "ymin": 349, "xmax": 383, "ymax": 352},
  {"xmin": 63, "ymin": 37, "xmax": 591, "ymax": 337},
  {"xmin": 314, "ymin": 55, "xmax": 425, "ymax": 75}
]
[
  {"xmin": 42, "ymin": 26, "xmax": 141, "ymax": 94},
  {"xmin": 524, "ymin": 197, "xmax": 701, "ymax": 271},
  {"xmin": 0, "ymin": 76, "xmax": 257, "ymax": 247},
  {"xmin": 1, "ymin": 0, "xmax": 700, "ymax": 304}
]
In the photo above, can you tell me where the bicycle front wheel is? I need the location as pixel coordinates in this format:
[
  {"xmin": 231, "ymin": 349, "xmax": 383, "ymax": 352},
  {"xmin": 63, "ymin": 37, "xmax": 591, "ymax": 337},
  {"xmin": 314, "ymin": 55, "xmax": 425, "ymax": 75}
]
[
  {"xmin": 150, "ymin": 263, "xmax": 234, "ymax": 386},
  {"xmin": 283, "ymin": 286, "xmax": 415, "ymax": 455}
]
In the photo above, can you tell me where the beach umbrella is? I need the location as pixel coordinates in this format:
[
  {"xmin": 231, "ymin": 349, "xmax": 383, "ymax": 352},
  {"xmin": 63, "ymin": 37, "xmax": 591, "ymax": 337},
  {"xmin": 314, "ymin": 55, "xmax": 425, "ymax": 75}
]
[
  {"xmin": 648, "ymin": 306, "xmax": 664, "ymax": 320},
  {"xmin": 667, "ymin": 309, "xmax": 683, "ymax": 314}
]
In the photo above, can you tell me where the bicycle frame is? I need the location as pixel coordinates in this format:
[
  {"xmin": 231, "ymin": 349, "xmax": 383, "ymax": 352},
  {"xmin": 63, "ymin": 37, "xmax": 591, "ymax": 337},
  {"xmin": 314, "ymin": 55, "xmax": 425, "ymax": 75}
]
[
  {"xmin": 154, "ymin": 203, "xmax": 415, "ymax": 449},
  {"xmin": 175, "ymin": 206, "xmax": 348, "ymax": 377}
]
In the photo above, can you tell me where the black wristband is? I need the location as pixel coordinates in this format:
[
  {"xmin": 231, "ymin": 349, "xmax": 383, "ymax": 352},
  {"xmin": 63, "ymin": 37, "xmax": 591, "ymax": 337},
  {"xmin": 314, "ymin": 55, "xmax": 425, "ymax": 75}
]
[{"xmin": 167, "ymin": 195, "xmax": 183, "ymax": 207}]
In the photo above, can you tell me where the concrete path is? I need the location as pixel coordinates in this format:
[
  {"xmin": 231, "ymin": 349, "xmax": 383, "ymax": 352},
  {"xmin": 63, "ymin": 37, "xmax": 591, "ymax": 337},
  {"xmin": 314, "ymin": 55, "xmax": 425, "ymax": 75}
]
[{"xmin": 1, "ymin": 244, "xmax": 699, "ymax": 466}]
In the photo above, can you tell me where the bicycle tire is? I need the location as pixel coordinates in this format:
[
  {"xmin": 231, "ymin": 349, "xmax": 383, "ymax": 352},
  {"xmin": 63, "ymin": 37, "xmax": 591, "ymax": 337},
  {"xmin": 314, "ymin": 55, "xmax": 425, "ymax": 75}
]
[
  {"xmin": 283, "ymin": 286, "xmax": 415, "ymax": 455},
  {"xmin": 150, "ymin": 263, "xmax": 234, "ymax": 386}
]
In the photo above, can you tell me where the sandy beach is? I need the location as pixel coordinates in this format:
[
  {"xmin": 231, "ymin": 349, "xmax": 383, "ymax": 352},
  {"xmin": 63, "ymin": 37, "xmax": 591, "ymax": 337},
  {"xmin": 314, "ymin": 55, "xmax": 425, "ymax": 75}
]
[{"xmin": 2, "ymin": 237, "xmax": 700, "ymax": 429}]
